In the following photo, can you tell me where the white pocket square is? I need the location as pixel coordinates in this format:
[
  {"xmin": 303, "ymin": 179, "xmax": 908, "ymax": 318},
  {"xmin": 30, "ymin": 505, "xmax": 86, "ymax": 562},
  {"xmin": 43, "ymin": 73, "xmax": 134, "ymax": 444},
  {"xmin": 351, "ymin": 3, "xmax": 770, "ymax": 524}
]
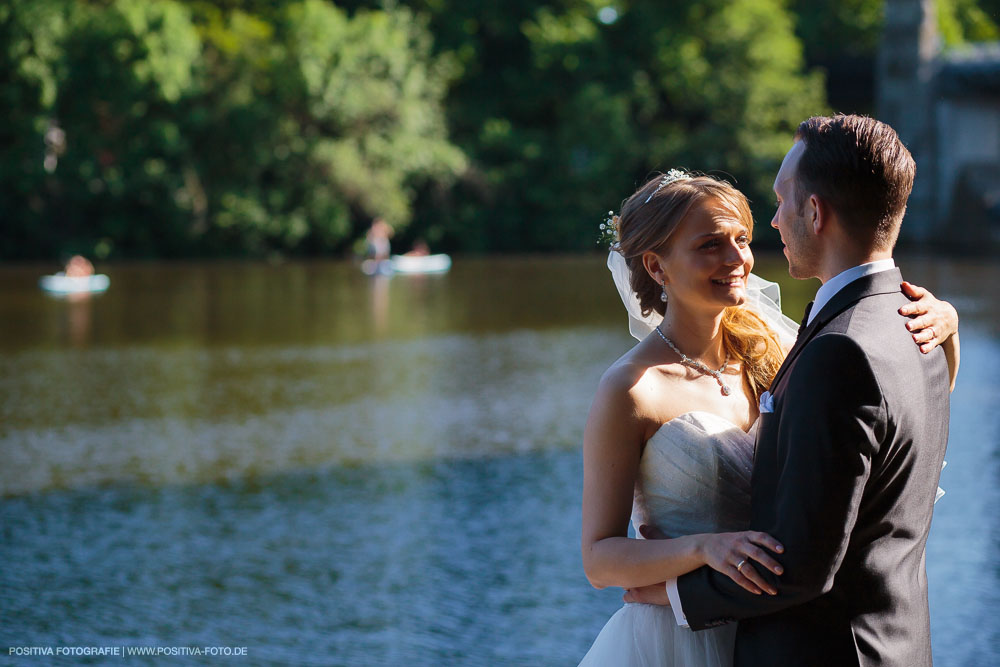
[
  {"xmin": 759, "ymin": 390, "xmax": 774, "ymax": 414},
  {"xmin": 935, "ymin": 460, "xmax": 947, "ymax": 504}
]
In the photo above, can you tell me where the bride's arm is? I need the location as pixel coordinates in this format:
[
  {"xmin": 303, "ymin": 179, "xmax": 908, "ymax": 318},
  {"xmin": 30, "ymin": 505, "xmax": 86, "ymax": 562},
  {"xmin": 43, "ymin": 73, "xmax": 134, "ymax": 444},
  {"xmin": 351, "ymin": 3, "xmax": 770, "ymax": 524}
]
[
  {"xmin": 581, "ymin": 366, "xmax": 782, "ymax": 593},
  {"xmin": 581, "ymin": 368, "xmax": 699, "ymax": 588},
  {"xmin": 769, "ymin": 281, "xmax": 959, "ymax": 389}
]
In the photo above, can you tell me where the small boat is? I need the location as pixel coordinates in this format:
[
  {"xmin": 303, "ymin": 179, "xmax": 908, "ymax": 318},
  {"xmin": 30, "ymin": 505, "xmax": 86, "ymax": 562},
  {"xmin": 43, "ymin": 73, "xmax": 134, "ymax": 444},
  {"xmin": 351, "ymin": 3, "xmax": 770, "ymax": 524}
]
[
  {"xmin": 389, "ymin": 253, "xmax": 451, "ymax": 274},
  {"xmin": 39, "ymin": 273, "xmax": 110, "ymax": 295},
  {"xmin": 361, "ymin": 254, "xmax": 452, "ymax": 276}
]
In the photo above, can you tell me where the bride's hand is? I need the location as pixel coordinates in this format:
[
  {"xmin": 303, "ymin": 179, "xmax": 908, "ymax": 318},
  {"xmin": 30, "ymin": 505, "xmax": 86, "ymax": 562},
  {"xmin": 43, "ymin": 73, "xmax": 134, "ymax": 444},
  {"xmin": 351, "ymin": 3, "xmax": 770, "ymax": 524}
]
[
  {"xmin": 698, "ymin": 531, "xmax": 784, "ymax": 596},
  {"xmin": 623, "ymin": 583, "xmax": 671, "ymax": 606},
  {"xmin": 899, "ymin": 281, "xmax": 961, "ymax": 391},
  {"xmin": 898, "ymin": 281, "xmax": 958, "ymax": 354}
]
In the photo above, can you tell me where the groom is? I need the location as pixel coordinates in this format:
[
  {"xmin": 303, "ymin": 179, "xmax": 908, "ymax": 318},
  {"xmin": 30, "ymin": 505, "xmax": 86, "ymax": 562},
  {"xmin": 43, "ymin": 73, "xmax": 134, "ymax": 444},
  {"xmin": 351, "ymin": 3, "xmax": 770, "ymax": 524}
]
[{"xmin": 632, "ymin": 115, "xmax": 951, "ymax": 666}]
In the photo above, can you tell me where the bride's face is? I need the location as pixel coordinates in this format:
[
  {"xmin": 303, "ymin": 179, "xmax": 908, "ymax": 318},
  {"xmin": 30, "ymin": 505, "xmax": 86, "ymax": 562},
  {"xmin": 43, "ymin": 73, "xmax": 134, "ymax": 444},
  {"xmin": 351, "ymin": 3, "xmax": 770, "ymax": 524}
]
[{"xmin": 657, "ymin": 197, "xmax": 754, "ymax": 312}]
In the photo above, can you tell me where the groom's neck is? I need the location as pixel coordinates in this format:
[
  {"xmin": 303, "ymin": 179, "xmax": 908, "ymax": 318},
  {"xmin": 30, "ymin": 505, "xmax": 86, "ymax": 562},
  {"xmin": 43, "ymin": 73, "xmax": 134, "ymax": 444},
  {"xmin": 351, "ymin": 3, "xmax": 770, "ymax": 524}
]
[{"xmin": 816, "ymin": 237, "xmax": 893, "ymax": 284}]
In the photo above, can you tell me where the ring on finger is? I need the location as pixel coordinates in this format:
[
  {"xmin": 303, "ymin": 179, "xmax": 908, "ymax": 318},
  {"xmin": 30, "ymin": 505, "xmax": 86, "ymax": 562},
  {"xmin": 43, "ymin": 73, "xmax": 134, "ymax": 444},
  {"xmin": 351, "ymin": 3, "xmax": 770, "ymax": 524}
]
[
  {"xmin": 736, "ymin": 559, "xmax": 747, "ymax": 573},
  {"xmin": 927, "ymin": 326, "xmax": 935, "ymax": 340}
]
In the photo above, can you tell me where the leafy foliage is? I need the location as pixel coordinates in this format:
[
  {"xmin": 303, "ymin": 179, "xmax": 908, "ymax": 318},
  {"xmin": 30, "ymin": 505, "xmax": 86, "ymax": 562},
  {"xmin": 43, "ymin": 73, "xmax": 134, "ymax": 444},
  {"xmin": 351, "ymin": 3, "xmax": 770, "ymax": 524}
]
[
  {"xmin": 0, "ymin": 0, "xmax": 72, "ymax": 257},
  {"xmin": 2, "ymin": 0, "xmax": 995, "ymax": 259},
  {"xmin": 190, "ymin": 1, "xmax": 465, "ymax": 255},
  {"xmin": 1, "ymin": 0, "xmax": 463, "ymax": 258},
  {"xmin": 399, "ymin": 0, "xmax": 826, "ymax": 251}
]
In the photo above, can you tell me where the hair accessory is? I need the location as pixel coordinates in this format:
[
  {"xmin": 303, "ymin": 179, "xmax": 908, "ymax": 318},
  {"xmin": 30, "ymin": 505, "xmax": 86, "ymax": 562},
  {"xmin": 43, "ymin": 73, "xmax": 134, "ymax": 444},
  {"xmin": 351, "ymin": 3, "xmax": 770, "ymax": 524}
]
[
  {"xmin": 598, "ymin": 210, "xmax": 620, "ymax": 249},
  {"xmin": 644, "ymin": 168, "xmax": 691, "ymax": 204}
]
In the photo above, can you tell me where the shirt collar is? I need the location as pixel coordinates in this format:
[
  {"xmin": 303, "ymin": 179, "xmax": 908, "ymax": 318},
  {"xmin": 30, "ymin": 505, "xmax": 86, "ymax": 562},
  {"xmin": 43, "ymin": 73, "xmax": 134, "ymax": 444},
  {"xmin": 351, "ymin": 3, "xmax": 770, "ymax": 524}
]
[{"xmin": 807, "ymin": 259, "xmax": 896, "ymax": 325}]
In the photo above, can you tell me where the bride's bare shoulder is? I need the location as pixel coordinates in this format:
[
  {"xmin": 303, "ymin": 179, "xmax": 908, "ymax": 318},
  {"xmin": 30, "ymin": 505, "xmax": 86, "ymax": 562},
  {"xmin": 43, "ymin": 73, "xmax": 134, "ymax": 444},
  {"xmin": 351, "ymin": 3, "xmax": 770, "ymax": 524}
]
[
  {"xmin": 587, "ymin": 359, "xmax": 653, "ymax": 446},
  {"xmin": 599, "ymin": 356, "xmax": 645, "ymax": 392},
  {"xmin": 595, "ymin": 344, "xmax": 682, "ymax": 415},
  {"xmin": 599, "ymin": 347, "xmax": 655, "ymax": 394},
  {"xmin": 587, "ymin": 349, "xmax": 689, "ymax": 446}
]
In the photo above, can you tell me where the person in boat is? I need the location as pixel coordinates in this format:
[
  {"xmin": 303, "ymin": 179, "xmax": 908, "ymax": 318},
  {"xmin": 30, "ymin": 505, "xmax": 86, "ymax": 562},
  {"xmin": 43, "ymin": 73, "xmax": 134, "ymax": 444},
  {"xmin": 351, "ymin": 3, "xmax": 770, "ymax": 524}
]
[
  {"xmin": 64, "ymin": 255, "xmax": 94, "ymax": 278},
  {"xmin": 365, "ymin": 218, "xmax": 393, "ymax": 261},
  {"xmin": 403, "ymin": 240, "xmax": 431, "ymax": 257}
]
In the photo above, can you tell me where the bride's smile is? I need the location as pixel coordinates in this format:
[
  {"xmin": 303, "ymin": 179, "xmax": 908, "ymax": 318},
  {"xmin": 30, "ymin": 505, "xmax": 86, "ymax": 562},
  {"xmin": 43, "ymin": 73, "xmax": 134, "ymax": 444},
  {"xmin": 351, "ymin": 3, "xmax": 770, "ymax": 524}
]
[{"xmin": 656, "ymin": 197, "xmax": 754, "ymax": 313}]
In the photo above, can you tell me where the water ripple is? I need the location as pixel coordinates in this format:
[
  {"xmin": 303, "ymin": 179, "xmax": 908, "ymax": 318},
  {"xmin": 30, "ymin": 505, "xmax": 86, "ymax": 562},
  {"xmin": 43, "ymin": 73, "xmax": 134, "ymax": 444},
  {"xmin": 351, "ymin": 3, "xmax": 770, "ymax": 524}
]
[{"xmin": 0, "ymin": 328, "xmax": 627, "ymax": 496}]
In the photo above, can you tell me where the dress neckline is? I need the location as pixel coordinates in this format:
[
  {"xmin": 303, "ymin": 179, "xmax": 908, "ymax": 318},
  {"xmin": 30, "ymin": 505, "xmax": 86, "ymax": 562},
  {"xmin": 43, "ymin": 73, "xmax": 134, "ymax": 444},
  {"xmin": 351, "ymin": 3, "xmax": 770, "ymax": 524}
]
[{"xmin": 652, "ymin": 410, "xmax": 758, "ymax": 440}]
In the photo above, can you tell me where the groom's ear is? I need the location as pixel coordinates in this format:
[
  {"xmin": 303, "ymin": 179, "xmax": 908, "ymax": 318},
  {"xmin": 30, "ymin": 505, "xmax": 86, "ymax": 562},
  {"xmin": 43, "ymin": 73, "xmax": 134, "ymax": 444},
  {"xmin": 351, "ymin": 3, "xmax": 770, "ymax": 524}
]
[{"xmin": 809, "ymin": 193, "xmax": 829, "ymax": 235}]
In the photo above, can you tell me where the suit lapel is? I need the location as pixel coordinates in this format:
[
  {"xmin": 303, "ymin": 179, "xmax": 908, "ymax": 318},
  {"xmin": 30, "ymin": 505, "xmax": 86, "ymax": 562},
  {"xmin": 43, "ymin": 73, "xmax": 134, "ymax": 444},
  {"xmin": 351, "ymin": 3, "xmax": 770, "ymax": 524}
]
[{"xmin": 768, "ymin": 268, "xmax": 904, "ymax": 392}]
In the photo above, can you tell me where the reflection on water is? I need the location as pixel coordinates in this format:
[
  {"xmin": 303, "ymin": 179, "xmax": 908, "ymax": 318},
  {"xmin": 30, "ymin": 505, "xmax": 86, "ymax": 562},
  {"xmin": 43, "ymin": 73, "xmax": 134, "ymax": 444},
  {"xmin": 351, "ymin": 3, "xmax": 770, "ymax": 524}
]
[
  {"xmin": 1, "ymin": 453, "xmax": 615, "ymax": 665},
  {"xmin": 0, "ymin": 255, "xmax": 997, "ymax": 665},
  {"xmin": 0, "ymin": 330, "xmax": 616, "ymax": 494},
  {"xmin": 923, "ymin": 329, "xmax": 1000, "ymax": 665}
]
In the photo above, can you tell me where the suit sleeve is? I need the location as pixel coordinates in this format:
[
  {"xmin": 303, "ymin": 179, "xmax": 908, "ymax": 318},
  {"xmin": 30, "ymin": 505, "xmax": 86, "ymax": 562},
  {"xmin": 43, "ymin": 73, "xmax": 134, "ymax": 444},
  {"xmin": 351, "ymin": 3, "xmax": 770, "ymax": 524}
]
[{"xmin": 676, "ymin": 333, "xmax": 886, "ymax": 630}]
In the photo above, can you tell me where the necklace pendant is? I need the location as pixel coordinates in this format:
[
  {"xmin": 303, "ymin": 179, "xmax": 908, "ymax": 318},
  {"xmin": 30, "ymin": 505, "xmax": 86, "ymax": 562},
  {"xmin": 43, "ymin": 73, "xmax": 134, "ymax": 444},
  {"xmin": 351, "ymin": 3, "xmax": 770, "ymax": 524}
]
[{"xmin": 654, "ymin": 325, "xmax": 733, "ymax": 398}]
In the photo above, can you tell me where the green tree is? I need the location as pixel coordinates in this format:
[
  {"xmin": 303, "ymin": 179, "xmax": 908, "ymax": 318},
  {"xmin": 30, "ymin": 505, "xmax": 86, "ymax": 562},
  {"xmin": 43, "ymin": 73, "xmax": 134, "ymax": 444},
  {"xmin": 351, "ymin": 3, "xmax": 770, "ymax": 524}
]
[
  {"xmin": 187, "ymin": 0, "xmax": 465, "ymax": 255},
  {"xmin": 938, "ymin": 0, "xmax": 1000, "ymax": 43},
  {"xmin": 395, "ymin": 0, "xmax": 826, "ymax": 251},
  {"xmin": 0, "ymin": 0, "xmax": 72, "ymax": 257},
  {"xmin": 0, "ymin": 0, "xmax": 464, "ymax": 259},
  {"xmin": 51, "ymin": 0, "xmax": 202, "ymax": 257}
]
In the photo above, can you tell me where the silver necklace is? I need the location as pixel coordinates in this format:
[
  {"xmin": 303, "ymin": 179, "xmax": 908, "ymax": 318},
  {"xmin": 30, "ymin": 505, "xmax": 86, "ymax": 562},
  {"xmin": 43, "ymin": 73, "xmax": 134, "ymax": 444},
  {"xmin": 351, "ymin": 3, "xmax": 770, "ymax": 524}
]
[{"xmin": 654, "ymin": 326, "xmax": 732, "ymax": 396}]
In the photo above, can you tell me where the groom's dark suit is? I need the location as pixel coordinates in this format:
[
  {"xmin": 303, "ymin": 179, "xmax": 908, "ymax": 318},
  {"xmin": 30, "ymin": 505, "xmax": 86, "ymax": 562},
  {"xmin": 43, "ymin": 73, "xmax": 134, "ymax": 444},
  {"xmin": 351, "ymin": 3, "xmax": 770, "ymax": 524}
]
[{"xmin": 675, "ymin": 268, "xmax": 950, "ymax": 667}]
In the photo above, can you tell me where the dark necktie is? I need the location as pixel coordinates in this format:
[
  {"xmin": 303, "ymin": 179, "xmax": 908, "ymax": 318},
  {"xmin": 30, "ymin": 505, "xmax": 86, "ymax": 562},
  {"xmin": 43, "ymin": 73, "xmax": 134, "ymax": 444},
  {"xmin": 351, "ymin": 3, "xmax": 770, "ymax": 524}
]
[{"xmin": 798, "ymin": 301, "xmax": 814, "ymax": 335}]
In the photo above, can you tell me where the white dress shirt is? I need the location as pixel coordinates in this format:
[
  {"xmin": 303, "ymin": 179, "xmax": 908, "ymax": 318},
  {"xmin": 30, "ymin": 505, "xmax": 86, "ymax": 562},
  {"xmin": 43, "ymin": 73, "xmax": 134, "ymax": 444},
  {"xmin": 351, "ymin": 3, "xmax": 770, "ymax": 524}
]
[
  {"xmin": 807, "ymin": 259, "xmax": 896, "ymax": 325},
  {"xmin": 664, "ymin": 258, "xmax": 897, "ymax": 628}
]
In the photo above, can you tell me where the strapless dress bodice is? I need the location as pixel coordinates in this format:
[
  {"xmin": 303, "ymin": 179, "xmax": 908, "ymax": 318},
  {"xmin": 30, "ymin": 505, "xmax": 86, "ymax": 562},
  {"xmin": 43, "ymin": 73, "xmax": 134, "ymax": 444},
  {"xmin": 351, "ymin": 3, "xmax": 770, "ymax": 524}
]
[{"xmin": 631, "ymin": 411, "xmax": 756, "ymax": 538}]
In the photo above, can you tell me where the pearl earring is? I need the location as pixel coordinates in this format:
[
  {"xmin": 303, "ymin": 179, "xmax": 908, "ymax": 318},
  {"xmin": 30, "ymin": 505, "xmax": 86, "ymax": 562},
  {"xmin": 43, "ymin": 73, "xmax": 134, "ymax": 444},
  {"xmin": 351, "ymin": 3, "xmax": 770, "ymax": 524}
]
[{"xmin": 660, "ymin": 283, "xmax": 668, "ymax": 302}]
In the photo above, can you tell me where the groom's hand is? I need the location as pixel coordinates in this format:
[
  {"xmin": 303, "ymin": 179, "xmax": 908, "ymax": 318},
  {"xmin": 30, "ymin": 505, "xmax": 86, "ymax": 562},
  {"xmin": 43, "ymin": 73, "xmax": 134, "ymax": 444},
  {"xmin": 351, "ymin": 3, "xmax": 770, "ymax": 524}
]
[
  {"xmin": 638, "ymin": 524, "xmax": 669, "ymax": 540},
  {"xmin": 623, "ymin": 583, "xmax": 671, "ymax": 606}
]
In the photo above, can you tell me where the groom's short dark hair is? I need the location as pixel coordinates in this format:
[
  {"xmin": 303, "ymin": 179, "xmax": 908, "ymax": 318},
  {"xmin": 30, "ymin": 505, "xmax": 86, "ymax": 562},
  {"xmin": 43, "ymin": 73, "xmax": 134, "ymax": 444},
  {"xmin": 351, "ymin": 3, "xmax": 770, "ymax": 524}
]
[{"xmin": 793, "ymin": 114, "xmax": 915, "ymax": 250}]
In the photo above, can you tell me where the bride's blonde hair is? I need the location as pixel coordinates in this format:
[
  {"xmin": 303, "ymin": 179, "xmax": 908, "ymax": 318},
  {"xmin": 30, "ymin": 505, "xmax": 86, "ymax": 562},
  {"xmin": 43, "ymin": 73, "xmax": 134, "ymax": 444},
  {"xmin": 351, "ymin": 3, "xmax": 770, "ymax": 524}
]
[{"xmin": 614, "ymin": 173, "xmax": 784, "ymax": 400}]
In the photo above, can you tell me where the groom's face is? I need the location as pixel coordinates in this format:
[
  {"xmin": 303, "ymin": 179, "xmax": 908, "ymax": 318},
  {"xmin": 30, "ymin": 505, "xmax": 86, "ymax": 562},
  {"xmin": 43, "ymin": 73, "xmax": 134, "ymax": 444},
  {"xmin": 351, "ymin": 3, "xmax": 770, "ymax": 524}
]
[{"xmin": 771, "ymin": 141, "xmax": 819, "ymax": 279}]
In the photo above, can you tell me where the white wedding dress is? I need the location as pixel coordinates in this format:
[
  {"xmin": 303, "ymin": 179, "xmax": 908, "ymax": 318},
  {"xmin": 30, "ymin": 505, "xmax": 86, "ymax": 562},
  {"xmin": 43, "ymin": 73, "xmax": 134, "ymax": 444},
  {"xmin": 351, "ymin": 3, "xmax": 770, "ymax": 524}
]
[{"xmin": 578, "ymin": 411, "xmax": 756, "ymax": 667}]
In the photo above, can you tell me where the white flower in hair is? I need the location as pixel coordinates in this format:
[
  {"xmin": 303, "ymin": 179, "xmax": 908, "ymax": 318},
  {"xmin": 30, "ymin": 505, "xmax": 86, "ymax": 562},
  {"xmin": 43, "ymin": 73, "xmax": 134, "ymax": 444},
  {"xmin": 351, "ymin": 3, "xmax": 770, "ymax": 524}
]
[
  {"xmin": 644, "ymin": 168, "xmax": 691, "ymax": 203},
  {"xmin": 598, "ymin": 210, "xmax": 620, "ymax": 249}
]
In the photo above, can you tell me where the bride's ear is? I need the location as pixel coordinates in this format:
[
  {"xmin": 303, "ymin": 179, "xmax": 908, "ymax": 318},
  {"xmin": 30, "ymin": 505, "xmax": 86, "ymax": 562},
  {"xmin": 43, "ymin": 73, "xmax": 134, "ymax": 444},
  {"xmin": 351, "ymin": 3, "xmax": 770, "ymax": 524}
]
[{"xmin": 642, "ymin": 251, "xmax": 668, "ymax": 286}]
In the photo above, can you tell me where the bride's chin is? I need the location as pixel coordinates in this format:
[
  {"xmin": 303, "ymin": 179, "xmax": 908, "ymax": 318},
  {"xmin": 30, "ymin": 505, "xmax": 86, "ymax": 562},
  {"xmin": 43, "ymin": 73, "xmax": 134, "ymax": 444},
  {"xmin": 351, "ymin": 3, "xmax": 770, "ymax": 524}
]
[{"xmin": 715, "ymin": 290, "xmax": 747, "ymax": 308}]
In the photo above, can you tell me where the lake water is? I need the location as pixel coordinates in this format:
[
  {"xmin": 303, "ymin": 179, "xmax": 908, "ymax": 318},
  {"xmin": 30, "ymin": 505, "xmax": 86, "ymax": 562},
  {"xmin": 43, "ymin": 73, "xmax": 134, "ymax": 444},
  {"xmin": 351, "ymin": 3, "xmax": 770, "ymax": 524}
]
[{"xmin": 1, "ymin": 255, "xmax": 997, "ymax": 665}]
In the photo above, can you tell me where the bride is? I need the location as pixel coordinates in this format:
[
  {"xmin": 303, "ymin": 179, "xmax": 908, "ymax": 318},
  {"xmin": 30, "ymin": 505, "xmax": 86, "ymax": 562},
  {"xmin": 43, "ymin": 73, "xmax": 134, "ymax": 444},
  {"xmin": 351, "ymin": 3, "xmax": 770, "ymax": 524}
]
[{"xmin": 578, "ymin": 171, "xmax": 958, "ymax": 666}]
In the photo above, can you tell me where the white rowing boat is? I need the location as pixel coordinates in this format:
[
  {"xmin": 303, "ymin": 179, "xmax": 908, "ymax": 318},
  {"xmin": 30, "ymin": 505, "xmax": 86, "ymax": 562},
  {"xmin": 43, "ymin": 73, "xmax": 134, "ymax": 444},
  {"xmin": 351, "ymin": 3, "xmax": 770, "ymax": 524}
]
[
  {"xmin": 389, "ymin": 254, "xmax": 451, "ymax": 274},
  {"xmin": 39, "ymin": 273, "xmax": 110, "ymax": 295},
  {"xmin": 361, "ymin": 254, "xmax": 452, "ymax": 276}
]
